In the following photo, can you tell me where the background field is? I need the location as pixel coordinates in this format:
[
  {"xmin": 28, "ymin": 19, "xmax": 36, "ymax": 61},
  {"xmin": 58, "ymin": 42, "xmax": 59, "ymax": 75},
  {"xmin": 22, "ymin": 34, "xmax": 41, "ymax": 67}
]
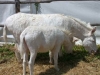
[{"xmin": 0, "ymin": 44, "xmax": 100, "ymax": 75}]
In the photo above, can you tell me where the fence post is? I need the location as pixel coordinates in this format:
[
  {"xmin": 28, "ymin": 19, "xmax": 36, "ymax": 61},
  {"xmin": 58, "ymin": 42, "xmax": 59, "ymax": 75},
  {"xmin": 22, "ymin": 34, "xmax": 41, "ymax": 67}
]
[{"xmin": 15, "ymin": 0, "xmax": 20, "ymax": 13}]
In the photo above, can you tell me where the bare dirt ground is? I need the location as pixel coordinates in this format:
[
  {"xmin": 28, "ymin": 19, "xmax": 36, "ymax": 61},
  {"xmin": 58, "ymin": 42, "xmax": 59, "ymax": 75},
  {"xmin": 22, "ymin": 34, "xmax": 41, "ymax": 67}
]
[{"xmin": 0, "ymin": 54, "xmax": 100, "ymax": 75}]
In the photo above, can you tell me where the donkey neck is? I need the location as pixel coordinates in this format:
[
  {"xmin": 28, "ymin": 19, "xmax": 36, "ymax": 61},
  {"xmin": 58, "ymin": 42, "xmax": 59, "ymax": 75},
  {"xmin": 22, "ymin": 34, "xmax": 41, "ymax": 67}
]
[{"xmin": 69, "ymin": 17, "xmax": 91, "ymax": 41}]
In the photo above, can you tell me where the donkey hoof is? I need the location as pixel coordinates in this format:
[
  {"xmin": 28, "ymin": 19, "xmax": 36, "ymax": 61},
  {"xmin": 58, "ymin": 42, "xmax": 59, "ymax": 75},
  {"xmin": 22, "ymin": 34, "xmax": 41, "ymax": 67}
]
[{"xmin": 55, "ymin": 67, "xmax": 60, "ymax": 71}]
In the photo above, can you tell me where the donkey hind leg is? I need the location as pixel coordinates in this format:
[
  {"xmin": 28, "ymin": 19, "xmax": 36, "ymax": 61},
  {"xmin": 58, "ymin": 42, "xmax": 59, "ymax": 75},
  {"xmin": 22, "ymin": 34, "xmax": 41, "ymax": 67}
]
[
  {"xmin": 14, "ymin": 44, "xmax": 22, "ymax": 63},
  {"xmin": 52, "ymin": 44, "xmax": 61, "ymax": 71},
  {"xmin": 28, "ymin": 49, "xmax": 37, "ymax": 75},
  {"xmin": 15, "ymin": 50, "xmax": 22, "ymax": 63},
  {"xmin": 23, "ymin": 53, "xmax": 28, "ymax": 75}
]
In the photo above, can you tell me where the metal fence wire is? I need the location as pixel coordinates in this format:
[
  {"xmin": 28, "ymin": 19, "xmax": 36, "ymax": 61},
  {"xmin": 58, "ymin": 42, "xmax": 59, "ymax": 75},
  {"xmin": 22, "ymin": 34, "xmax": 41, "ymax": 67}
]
[{"xmin": 0, "ymin": 0, "xmax": 100, "ymax": 27}]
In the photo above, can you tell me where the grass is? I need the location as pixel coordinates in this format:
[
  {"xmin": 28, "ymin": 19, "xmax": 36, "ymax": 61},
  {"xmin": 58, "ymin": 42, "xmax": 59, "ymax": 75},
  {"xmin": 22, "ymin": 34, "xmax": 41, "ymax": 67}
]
[
  {"xmin": 0, "ymin": 44, "xmax": 100, "ymax": 63},
  {"xmin": 0, "ymin": 44, "xmax": 15, "ymax": 64}
]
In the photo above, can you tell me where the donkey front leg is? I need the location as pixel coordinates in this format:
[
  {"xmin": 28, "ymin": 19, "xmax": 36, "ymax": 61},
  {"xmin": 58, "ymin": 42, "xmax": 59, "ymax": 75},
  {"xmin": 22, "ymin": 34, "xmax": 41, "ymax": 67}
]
[{"xmin": 49, "ymin": 51, "xmax": 54, "ymax": 64}]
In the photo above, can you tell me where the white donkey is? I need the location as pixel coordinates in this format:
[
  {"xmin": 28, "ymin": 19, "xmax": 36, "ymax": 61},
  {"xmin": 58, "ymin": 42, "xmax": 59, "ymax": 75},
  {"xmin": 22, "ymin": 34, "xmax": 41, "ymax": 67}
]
[
  {"xmin": 18, "ymin": 26, "xmax": 73, "ymax": 75},
  {"xmin": 3, "ymin": 13, "xmax": 97, "ymax": 62}
]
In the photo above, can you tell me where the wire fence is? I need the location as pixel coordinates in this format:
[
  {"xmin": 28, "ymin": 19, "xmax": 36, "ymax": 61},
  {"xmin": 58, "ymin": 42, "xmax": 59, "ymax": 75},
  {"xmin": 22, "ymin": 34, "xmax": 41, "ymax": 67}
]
[{"xmin": 0, "ymin": 0, "xmax": 100, "ymax": 27}]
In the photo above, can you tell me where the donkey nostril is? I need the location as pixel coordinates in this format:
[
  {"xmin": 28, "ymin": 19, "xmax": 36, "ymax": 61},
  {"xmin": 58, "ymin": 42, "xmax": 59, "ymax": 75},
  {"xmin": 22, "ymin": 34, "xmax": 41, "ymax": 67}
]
[{"xmin": 91, "ymin": 50, "xmax": 97, "ymax": 55}]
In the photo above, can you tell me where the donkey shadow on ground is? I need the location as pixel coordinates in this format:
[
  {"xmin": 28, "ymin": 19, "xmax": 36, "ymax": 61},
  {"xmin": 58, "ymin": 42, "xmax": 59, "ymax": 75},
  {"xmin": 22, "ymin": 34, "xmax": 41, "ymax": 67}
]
[{"xmin": 34, "ymin": 46, "xmax": 100, "ymax": 75}]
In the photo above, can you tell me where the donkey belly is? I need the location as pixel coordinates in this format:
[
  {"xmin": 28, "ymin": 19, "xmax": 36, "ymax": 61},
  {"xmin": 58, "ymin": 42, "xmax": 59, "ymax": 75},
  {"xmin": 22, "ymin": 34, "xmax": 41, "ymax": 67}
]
[{"xmin": 38, "ymin": 38, "xmax": 56, "ymax": 53}]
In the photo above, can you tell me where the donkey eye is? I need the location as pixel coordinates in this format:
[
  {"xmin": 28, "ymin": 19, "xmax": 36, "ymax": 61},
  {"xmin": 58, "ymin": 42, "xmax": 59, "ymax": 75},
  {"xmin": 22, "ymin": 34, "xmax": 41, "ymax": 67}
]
[{"xmin": 91, "ymin": 40, "xmax": 95, "ymax": 43}]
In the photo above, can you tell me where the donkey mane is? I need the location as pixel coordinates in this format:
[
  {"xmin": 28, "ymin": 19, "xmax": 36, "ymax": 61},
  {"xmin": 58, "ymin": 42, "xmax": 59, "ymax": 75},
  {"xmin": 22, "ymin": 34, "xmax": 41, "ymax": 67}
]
[{"xmin": 68, "ymin": 16, "xmax": 92, "ymax": 31}]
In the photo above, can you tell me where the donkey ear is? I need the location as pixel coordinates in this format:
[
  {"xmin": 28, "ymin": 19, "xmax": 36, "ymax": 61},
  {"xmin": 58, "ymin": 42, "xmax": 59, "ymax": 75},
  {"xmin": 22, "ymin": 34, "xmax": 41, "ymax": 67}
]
[
  {"xmin": 87, "ymin": 23, "xmax": 91, "ymax": 26},
  {"xmin": 87, "ymin": 23, "xmax": 93, "ymax": 29},
  {"xmin": 91, "ymin": 26, "xmax": 96, "ymax": 34}
]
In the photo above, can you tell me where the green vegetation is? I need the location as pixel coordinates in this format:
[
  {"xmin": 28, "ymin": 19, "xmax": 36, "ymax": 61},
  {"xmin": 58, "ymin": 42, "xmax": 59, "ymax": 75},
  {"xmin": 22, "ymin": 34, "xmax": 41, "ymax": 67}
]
[
  {"xmin": 0, "ymin": 44, "xmax": 15, "ymax": 63},
  {"xmin": 0, "ymin": 44, "xmax": 100, "ymax": 64}
]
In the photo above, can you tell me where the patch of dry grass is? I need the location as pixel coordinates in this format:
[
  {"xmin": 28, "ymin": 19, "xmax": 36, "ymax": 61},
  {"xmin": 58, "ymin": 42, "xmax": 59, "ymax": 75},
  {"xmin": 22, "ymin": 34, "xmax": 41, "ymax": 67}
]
[{"xmin": 0, "ymin": 45, "xmax": 100, "ymax": 75}]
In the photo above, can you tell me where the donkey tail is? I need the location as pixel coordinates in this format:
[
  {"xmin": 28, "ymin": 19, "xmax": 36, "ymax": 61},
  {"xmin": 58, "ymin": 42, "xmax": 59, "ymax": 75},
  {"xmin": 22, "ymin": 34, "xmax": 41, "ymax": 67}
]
[
  {"xmin": 3, "ymin": 25, "xmax": 7, "ymax": 44},
  {"xmin": 19, "ymin": 34, "xmax": 28, "ymax": 59}
]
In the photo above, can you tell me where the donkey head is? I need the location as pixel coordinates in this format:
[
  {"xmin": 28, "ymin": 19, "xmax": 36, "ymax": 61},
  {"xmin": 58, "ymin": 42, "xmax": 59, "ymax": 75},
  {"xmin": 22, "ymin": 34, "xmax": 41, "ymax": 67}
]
[{"xmin": 83, "ymin": 26, "xmax": 97, "ymax": 54}]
